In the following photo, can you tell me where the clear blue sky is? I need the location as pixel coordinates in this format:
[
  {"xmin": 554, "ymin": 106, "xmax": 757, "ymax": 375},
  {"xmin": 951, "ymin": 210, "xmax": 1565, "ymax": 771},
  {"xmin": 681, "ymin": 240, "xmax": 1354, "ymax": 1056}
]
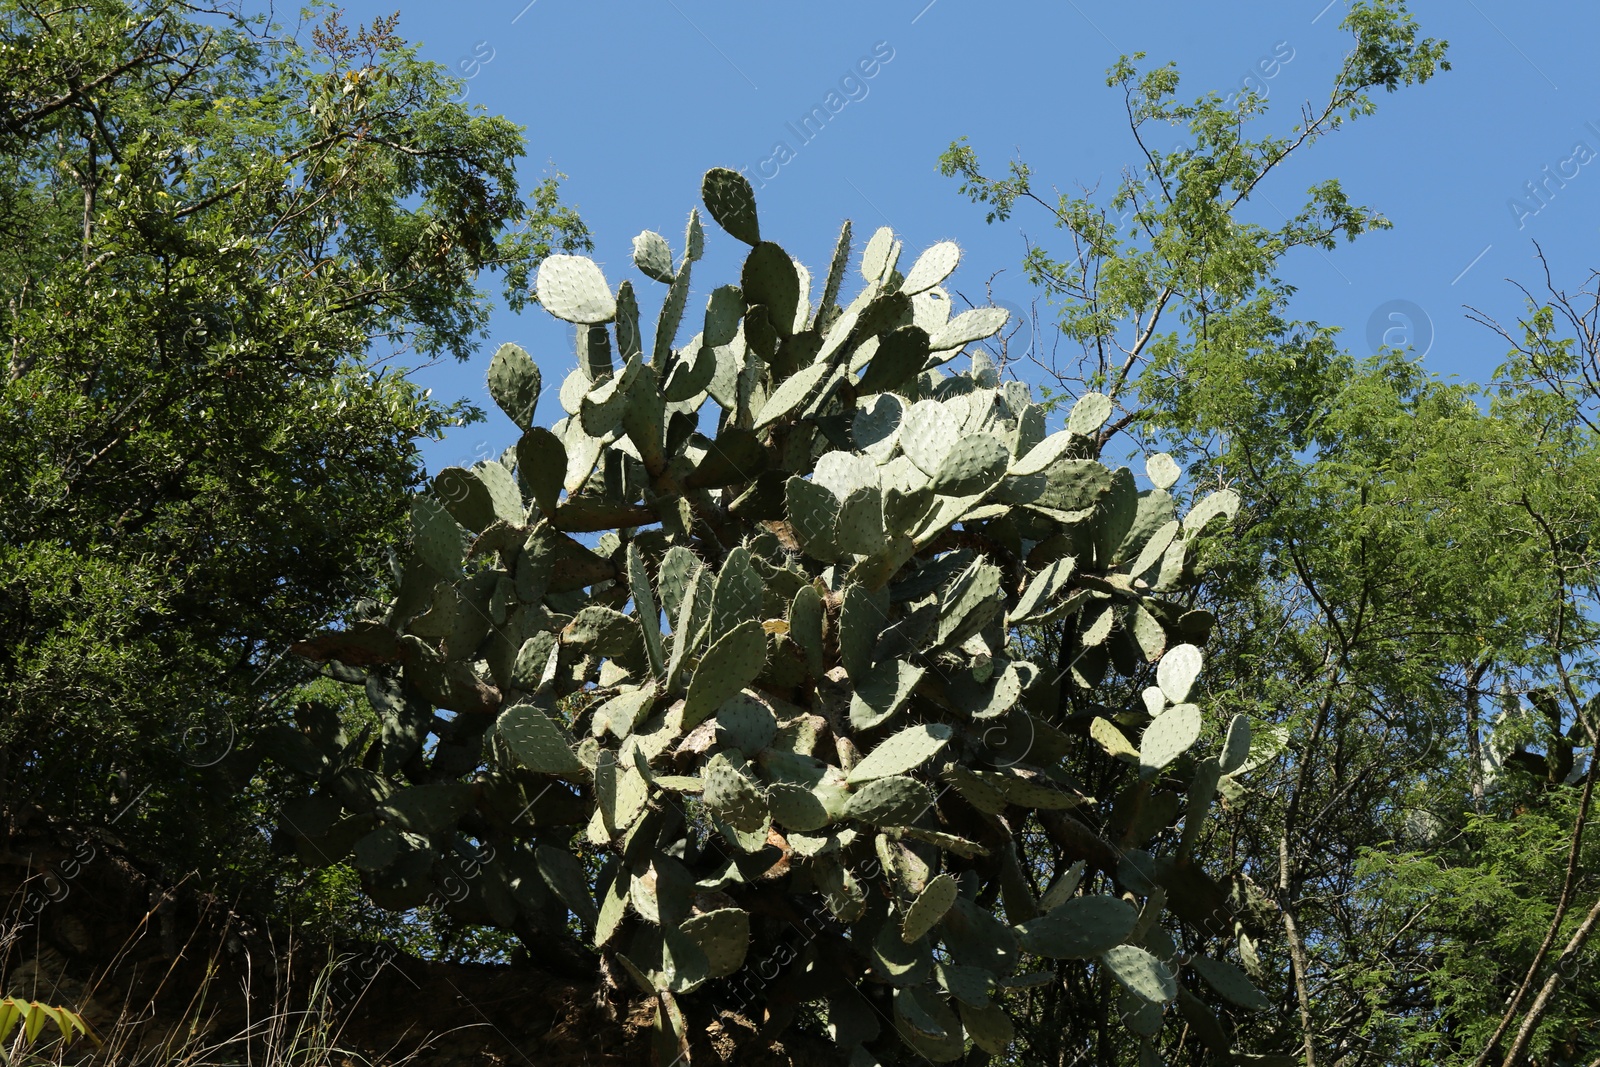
[{"xmin": 331, "ymin": 0, "xmax": 1600, "ymax": 474}]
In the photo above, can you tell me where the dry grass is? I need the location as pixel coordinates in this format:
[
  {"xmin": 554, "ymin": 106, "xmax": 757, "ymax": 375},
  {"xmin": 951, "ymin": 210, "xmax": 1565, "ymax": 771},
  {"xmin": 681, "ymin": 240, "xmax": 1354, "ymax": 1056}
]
[{"xmin": 2, "ymin": 908, "xmax": 480, "ymax": 1067}]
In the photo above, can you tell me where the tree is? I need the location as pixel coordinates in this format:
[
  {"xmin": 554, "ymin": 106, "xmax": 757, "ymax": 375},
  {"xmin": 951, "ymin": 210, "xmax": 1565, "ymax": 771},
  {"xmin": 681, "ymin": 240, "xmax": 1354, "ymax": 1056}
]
[
  {"xmin": 1336, "ymin": 270, "xmax": 1600, "ymax": 1067},
  {"xmin": 279, "ymin": 167, "xmax": 1270, "ymax": 1065},
  {"xmin": 0, "ymin": 0, "xmax": 588, "ymax": 890},
  {"xmin": 942, "ymin": 2, "xmax": 1600, "ymax": 1063}
]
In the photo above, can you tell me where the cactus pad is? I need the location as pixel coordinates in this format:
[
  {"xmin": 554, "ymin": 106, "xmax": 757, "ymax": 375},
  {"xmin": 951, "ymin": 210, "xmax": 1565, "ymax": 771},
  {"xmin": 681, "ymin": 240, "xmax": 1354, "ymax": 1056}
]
[
  {"xmin": 929, "ymin": 306, "xmax": 1008, "ymax": 353},
  {"xmin": 701, "ymin": 168, "xmax": 760, "ymax": 246},
  {"xmin": 1018, "ymin": 895, "xmax": 1137, "ymax": 958},
  {"xmin": 847, "ymin": 723, "xmax": 953, "ymax": 783},
  {"xmin": 1146, "ymin": 451, "xmax": 1181, "ymax": 490},
  {"xmin": 433, "ymin": 465, "xmax": 514, "ymax": 535},
  {"xmin": 850, "ymin": 660, "xmax": 925, "ymax": 731},
  {"xmin": 766, "ymin": 782, "xmax": 833, "ymax": 831},
  {"xmin": 1067, "ymin": 391, "xmax": 1114, "ymax": 437},
  {"xmin": 1184, "ymin": 487, "xmax": 1241, "ymax": 533},
  {"xmin": 631, "ymin": 230, "xmax": 675, "ymax": 284},
  {"xmin": 1010, "ymin": 557, "xmax": 1075, "ymax": 625},
  {"xmin": 703, "ymin": 751, "xmax": 767, "ymax": 831},
  {"xmin": 1156, "ymin": 643, "xmax": 1203, "ymax": 703},
  {"xmin": 487, "ymin": 343, "xmax": 543, "ymax": 431},
  {"xmin": 901, "ymin": 240, "xmax": 961, "ymax": 296},
  {"xmin": 1188, "ymin": 954, "xmax": 1271, "ymax": 1011},
  {"xmin": 1139, "ymin": 703, "xmax": 1202, "ymax": 778},
  {"xmin": 1220, "ymin": 713, "xmax": 1252, "ymax": 775},
  {"xmin": 860, "ymin": 225, "xmax": 895, "ymax": 281},
  {"xmin": 814, "ymin": 450, "xmax": 882, "ymax": 502},
  {"xmin": 1128, "ymin": 519, "xmax": 1181, "ymax": 579},
  {"xmin": 959, "ymin": 1000, "xmax": 1015, "ymax": 1056},
  {"xmin": 836, "ymin": 485, "xmax": 887, "ymax": 556},
  {"xmin": 873, "ymin": 922, "xmax": 934, "ymax": 986},
  {"xmin": 515, "ymin": 427, "xmax": 566, "ymax": 516},
  {"xmin": 853, "ymin": 392, "xmax": 904, "ymax": 461},
  {"xmin": 786, "ymin": 475, "xmax": 843, "ymax": 561},
  {"xmin": 1090, "ymin": 716, "xmax": 1140, "ymax": 762},
  {"xmin": 754, "ymin": 360, "xmax": 832, "ymax": 430},
  {"xmin": 845, "ymin": 775, "xmax": 934, "ymax": 826},
  {"xmin": 654, "ymin": 263, "xmax": 693, "ymax": 365},
  {"xmin": 411, "ymin": 494, "xmax": 466, "ymax": 578},
  {"xmin": 683, "ymin": 620, "xmax": 767, "ymax": 729},
  {"xmin": 899, "ymin": 400, "xmax": 960, "ymax": 476},
  {"xmin": 902, "ymin": 873, "xmax": 959, "ymax": 942},
  {"xmin": 741, "ymin": 242, "xmax": 802, "ymax": 337},
  {"xmin": 1039, "ymin": 861, "xmax": 1087, "ymax": 912},
  {"xmin": 894, "ymin": 986, "xmax": 965, "ymax": 1061},
  {"xmin": 816, "ymin": 854, "xmax": 867, "ymax": 921},
  {"xmin": 680, "ymin": 908, "xmax": 751, "ymax": 978},
  {"xmin": 787, "ymin": 584, "xmax": 825, "ymax": 678},
  {"xmin": 856, "ymin": 325, "xmax": 932, "ymax": 395},
  {"xmin": 716, "ymin": 690, "xmax": 778, "ymax": 753},
  {"xmin": 498, "ymin": 703, "xmax": 584, "ymax": 776},
  {"xmin": 710, "ymin": 546, "xmax": 764, "ymax": 635},
  {"xmin": 591, "ymin": 687, "xmax": 656, "ymax": 740},
  {"xmin": 1101, "ymin": 945, "xmax": 1178, "ymax": 1004},
  {"xmin": 930, "ymin": 433, "xmax": 1009, "ymax": 498},
  {"xmin": 536, "ymin": 255, "xmax": 617, "ymax": 324},
  {"xmin": 510, "ymin": 632, "xmax": 557, "ymax": 690}
]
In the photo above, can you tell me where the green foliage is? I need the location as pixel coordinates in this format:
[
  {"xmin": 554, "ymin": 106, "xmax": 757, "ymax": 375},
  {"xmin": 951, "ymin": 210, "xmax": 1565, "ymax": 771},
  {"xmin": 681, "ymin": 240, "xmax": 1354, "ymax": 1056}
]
[
  {"xmin": 0, "ymin": 0, "xmax": 587, "ymax": 890},
  {"xmin": 1351, "ymin": 788, "xmax": 1600, "ymax": 1066},
  {"xmin": 938, "ymin": 3, "xmax": 1600, "ymax": 1064},
  {"xmin": 278, "ymin": 168, "xmax": 1257, "ymax": 1063},
  {"xmin": 937, "ymin": 1, "xmax": 1448, "ymax": 443},
  {"xmin": 0, "ymin": 995, "xmax": 94, "ymax": 1052}
]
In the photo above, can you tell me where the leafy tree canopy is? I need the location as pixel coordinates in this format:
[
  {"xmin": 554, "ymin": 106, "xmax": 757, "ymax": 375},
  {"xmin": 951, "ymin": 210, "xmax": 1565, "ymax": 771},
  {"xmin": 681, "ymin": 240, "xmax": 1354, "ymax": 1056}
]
[
  {"xmin": 0, "ymin": 0, "xmax": 588, "ymax": 880},
  {"xmin": 941, "ymin": 2, "xmax": 1600, "ymax": 1063}
]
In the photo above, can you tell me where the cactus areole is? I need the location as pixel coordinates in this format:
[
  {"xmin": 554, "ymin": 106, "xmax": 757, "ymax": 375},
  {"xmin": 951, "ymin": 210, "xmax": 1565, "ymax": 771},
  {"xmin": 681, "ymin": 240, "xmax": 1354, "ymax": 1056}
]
[{"xmin": 283, "ymin": 168, "xmax": 1258, "ymax": 1063}]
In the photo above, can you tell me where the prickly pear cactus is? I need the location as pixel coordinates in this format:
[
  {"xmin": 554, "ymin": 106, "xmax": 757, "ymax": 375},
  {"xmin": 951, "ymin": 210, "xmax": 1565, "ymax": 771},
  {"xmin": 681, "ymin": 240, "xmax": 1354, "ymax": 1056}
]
[{"xmin": 278, "ymin": 168, "xmax": 1262, "ymax": 1064}]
